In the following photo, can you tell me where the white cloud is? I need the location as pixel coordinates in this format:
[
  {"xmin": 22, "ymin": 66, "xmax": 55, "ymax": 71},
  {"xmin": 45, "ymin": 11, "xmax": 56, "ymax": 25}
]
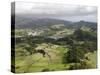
[{"xmin": 15, "ymin": 2, "xmax": 97, "ymax": 22}]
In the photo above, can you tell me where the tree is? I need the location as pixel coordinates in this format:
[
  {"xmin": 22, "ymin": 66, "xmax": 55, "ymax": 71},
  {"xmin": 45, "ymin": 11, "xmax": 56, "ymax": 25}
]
[{"xmin": 62, "ymin": 45, "xmax": 85, "ymax": 64}]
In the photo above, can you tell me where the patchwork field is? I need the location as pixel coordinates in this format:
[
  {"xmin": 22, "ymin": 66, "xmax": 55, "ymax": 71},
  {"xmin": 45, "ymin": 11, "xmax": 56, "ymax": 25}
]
[{"xmin": 12, "ymin": 25, "xmax": 97, "ymax": 73}]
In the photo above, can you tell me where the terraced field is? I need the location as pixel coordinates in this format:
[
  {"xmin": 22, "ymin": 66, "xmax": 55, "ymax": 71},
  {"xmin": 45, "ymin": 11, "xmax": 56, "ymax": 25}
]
[{"xmin": 15, "ymin": 43, "xmax": 70, "ymax": 73}]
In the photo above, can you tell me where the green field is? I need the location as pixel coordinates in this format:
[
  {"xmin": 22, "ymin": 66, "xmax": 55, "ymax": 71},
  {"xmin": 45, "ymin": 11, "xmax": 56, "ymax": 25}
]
[{"xmin": 12, "ymin": 25, "xmax": 97, "ymax": 73}]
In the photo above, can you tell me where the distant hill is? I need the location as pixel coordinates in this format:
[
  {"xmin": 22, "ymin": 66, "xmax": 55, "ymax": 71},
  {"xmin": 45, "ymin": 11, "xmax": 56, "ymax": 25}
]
[
  {"xmin": 71, "ymin": 20, "xmax": 97, "ymax": 29},
  {"xmin": 12, "ymin": 14, "xmax": 97, "ymax": 29}
]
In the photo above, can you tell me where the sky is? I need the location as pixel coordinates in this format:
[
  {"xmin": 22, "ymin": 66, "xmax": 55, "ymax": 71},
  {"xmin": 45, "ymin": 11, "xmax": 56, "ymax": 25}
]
[{"xmin": 15, "ymin": 2, "xmax": 97, "ymax": 22}]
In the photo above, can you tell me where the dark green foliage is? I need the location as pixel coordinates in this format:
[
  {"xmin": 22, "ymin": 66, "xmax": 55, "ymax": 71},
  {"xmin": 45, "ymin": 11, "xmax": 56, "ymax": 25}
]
[
  {"xmin": 81, "ymin": 41, "xmax": 97, "ymax": 52},
  {"xmin": 68, "ymin": 63, "xmax": 81, "ymax": 70},
  {"xmin": 41, "ymin": 68, "xmax": 51, "ymax": 72},
  {"xmin": 62, "ymin": 46, "xmax": 85, "ymax": 64},
  {"xmin": 56, "ymin": 36, "xmax": 74, "ymax": 45},
  {"xmin": 74, "ymin": 29, "xmax": 97, "ymax": 41},
  {"xmin": 68, "ymin": 57, "xmax": 95, "ymax": 70}
]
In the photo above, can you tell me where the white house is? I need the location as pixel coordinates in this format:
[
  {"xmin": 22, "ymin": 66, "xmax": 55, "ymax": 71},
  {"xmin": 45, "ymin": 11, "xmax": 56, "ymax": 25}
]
[{"xmin": 28, "ymin": 32, "xmax": 38, "ymax": 36}]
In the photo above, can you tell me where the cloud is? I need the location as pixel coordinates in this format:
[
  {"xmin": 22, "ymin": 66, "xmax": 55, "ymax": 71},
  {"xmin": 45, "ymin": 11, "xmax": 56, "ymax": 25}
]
[{"xmin": 16, "ymin": 2, "xmax": 97, "ymax": 22}]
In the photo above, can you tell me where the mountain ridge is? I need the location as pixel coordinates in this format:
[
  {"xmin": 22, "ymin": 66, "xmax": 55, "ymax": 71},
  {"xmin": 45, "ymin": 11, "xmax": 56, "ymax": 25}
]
[{"xmin": 12, "ymin": 15, "xmax": 97, "ymax": 29}]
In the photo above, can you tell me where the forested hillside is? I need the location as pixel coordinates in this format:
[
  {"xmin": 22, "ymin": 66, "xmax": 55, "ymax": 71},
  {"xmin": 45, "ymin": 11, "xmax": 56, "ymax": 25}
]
[{"xmin": 11, "ymin": 18, "xmax": 97, "ymax": 73}]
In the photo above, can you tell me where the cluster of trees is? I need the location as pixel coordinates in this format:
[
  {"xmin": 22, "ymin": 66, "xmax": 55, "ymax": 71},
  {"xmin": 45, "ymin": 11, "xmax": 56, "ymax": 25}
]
[
  {"xmin": 62, "ymin": 29, "xmax": 97, "ymax": 69},
  {"xmin": 73, "ymin": 29, "xmax": 97, "ymax": 41}
]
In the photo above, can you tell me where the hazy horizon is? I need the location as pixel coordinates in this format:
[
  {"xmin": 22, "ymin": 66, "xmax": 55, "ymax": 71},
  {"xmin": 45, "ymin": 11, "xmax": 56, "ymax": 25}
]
[{"xmin": 14, "ymin": 2, "xmax": 97, "ymax": 22}]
